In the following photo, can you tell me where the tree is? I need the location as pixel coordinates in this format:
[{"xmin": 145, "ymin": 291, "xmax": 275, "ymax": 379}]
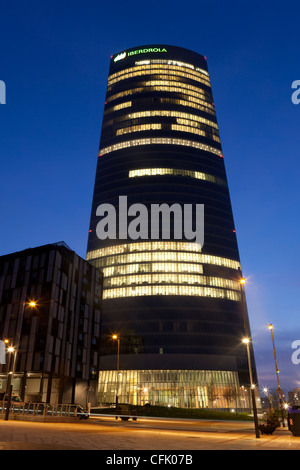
[{"xmin": 207, "ymin": 382, "xmax": 219, "ymax": 408}]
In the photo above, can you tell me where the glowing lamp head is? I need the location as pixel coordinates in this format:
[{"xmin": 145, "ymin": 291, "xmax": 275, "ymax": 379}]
[
  {"xmin": 242, "ymin": 338, "xmax": 250, "ymax": 344},
  {"xmin": 240, "ymin": 278, "xmax": 246, "ymax": 285},
  {"xmin": 268, "ymin": 324, "xmax": 273, "ymax": 330},
  {"xmin": 28, "ymin": 301, "xmax": 37, "ymax": 307},
  {"xmin": 112, "ymin": 335, "xmax": 118, "ymax": 340}
]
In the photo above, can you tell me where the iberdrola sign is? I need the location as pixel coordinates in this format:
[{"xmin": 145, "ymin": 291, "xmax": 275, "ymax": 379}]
[{"xmin": 114, "ymin": 47, "xmax": 167, "ymax": 62}]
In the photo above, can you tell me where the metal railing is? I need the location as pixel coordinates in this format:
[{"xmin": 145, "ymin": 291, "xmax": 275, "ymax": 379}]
[{"xmin": 0, "ymin": 401, "xmax": 85, "ymax": 417}]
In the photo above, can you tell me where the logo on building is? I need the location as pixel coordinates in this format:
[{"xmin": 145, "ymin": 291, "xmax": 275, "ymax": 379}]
[
  {"xmin": 113, "ymin": 48, "xmax": 168, "ymax": 62},
  {"xmin": 128, "ymin": 47, "xmax": 167, "ymax": 57},
  {"xmin": 95, "ymin": 196, "xmax": 204, "ymax": 246},
  {"xmin": 114, "ymin": 52, "xmax": 127, "ymax": 63},
  {"xmin": 0, "ymin": 80, "xmax": 6, "ymax": 104}
]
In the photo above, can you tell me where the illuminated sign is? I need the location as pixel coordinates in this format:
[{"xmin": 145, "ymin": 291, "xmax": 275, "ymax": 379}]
[
  {"xmin": 128, "ymin": 47, "xmax": 167, "ymax": 57},
  {"xmin": 114, "ymin": 52, "xmax": 127, "ymax": 62},
  {"xmin": 113, "ymin": 47, "xmax": 167, "ymax": 62}
]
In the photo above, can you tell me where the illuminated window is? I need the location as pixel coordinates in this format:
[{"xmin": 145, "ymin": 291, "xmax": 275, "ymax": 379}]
[
  {"xmin": 171, "ymin": 124, "xmax": 220, "ymax": 142},
  {"xmin": 102, "ymin": 285, "xmax": 241, "ymax": 300},
  {"xmin": 106, "ymin": 87, "xmax": 144, "ymax": 102},
  {"xmin": 86, "ymin": 242, "xmax": 241, "ymax": 271},
  {"xmin": 99, "ymin": 138, "xmax": 222, "ymax": 157},
  {"xmin": 175, "ymin": 118, "xmax": 219, "ymax": 134},
  {"xmin": 135, "ymin": 59, "xmax": 210, "ymax": 76},
  {"xmin": 103, "ymin": 273, "xmax": 240, "ymax": 291},
  {"xmin": 116, "ymin": 123, "xmax": 162, "ymax": 136},
  {"xmin": 107, "ymin": 64, "xmax": 211, "ymax": 87},
  {"xmin": 104, "ymin": 101, "xmax": 132, "ymax": 114},
  {"xmin": 103, "ymin": 109, "xmax": 218, "ymax": 130},
  {"xmin": 102, "ymin": 262, "xmax": 204, "ymax": 277},
  {"xmin": 88, "ymin": 241, "xmax": 198, "ymax": 257},
  {"xmin": 106, "ymin": 90, "xmax": 215, "ymax": 116},
  {"xmin": 159, "ymin": 96, "xmax": 215, "ymax": 115},
  {"xmin": 106, "ymin": 82, "xmax": 212, "ymax": 104},
  {"xmin": 115, "ymin": 123, "xmax": 220, "ymax": 141},
  {"xmin": 128, "ymin": 168, "xmax": 226, "ymax": 186},
  {"xmin": 98, "ymin": 369, "xmax": 247, "ymax": 410}
]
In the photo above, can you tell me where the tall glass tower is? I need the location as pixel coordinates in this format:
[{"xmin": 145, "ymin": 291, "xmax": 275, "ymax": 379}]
[{"xmin": 86, "ymin": 45, "xmax": 258, "ymax": 409}]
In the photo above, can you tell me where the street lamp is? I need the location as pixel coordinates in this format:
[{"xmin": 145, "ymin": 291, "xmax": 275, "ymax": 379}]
[
  {"xmin": 268, "ymin": 323, "xmax": 284, "ymax": 425},
  {"xmin": 242, "ymin": 338, "xmax": 260, "ymax": 438},
  {"xmin": 4, "ymin": 344, "xmax": 16, "ymax": 421},
  {"xmin": 263, "ymin": 386, "xmax": 273, "ymax": 412},
  {"xmin": 4, "ymin": 299, "xmax": 38, "ymax": 421},
  {"xmin": 239, "ymin": 277, "xmax": 250, "ymax": 335},
  {"xmin": 112, "ymin": 334, "xmax": 120, "ymax": 410},
  {"xmin": 239, "ymin": 277, "xmax": 259, "ymax": 437}
]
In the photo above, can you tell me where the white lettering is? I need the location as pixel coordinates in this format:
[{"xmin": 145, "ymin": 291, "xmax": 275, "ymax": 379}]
[
  {"xmin": 106, "ymin": 454, "xmax": 141, "ymax": 467},
  {"xmin": 96, "ymin": 196, "xmax": 204, "ymax": 246},
  {"xmin": 128, "ymin": 202, "xmax": 149, "ymax": 239},
  {"xmin": 150, "ymin": 455, "xmax": 193, "ymax": 465},
  {"xmin": 119, "ymin": 195, "xmax": 128, "ymax": 239},
  {"xmin": 0, "ymin": 80, "xmax": 6, "ymax": 104},
  {"xmin": 291, "ymin": 80, "xmax": 300, "ymax": 104},
  {"xmin": 96, "ymin": 203, "xmax": 116, "ymax": 239},
  {"xmin": 150, "ymin": 203, "xmax": 183, "ymax": 240},
  {"xmin": 291, "ymin": 340, "xmax": 300, "ymax": 365}
]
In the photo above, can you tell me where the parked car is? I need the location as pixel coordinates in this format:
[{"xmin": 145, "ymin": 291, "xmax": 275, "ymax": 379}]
[{"xmin": 115, "ymin": 404, "xmax": 137, "ymax": 421}]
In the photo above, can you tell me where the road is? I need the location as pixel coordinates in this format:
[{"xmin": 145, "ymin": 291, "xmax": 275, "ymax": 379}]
[{"xmin": 0, "ymin": 415, "xmax": 299, "ymax": 451}]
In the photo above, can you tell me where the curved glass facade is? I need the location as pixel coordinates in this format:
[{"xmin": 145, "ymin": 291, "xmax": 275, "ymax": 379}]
[
  {"xmin": 86, "ymin": 45, "xmax": 258, "ymax": 409},
  {"xmin": 98, "ymin": 369, "xmax": 253, "ymax": 410}
]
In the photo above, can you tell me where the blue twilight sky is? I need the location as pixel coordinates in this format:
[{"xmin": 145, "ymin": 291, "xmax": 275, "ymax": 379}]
[{"xmin": 0, "ymin": 0, "xmax": 299, "ymax": 394}]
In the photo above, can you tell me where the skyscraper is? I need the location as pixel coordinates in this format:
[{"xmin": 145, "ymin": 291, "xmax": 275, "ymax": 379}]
[{"xmin": 86, "ymin": 45, "xmax": 258, "ymax": 409}]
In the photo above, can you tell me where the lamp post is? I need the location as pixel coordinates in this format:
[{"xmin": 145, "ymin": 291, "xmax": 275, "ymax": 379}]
[
  {"xmin": 242, "ymin": 338, "xmax": 260, "ymax": 438},
  {"xmin": 112, "ymin": 334, "xmax": 120, "ymax": 410},
  {"xmin": 239, "ymin": 277, "xmax": 250, "ymax": 336},
  {"xmin": 239, "ymin": 276, "xmax": 259, "ymax": 437},
  {"xmin": 268, "ymin": 324, "xmax": 284, "ymax": 425},
  {"xmin": 3, "ymin": 339, "xmax": 11, "ymax": 393},
  {"xmin": 4, "ymin": 300, "xmax": 37, "ymax": 421},
  {"xmin": 263, "ymin": 387, "xmax": 273, "ymax": 412}
]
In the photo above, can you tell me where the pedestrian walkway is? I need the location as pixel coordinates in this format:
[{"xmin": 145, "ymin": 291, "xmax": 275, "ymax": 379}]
[{"xmin": 0, "ymin": 416, "xmax": 299, "ymax": 450}]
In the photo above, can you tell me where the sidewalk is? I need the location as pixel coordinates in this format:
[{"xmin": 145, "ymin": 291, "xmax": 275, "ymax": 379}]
[{"xmin": 0, "ymin": 416, "xmax": 299, "ymax": 450}]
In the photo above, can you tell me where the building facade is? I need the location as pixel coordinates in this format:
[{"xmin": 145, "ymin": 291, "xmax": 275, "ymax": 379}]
[
  {"xmin": 0, "ymin": 242, "xmax": 102, "ymax": 406},
  {"xmin": 86, "ymin": 45, "xmax": 258, "ymax": 410}
]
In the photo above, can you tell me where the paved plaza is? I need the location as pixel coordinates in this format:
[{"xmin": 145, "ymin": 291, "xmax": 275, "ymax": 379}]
[{"xmin": 0, "ymin": 416, "xmax": 299, "ymax": 450}]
